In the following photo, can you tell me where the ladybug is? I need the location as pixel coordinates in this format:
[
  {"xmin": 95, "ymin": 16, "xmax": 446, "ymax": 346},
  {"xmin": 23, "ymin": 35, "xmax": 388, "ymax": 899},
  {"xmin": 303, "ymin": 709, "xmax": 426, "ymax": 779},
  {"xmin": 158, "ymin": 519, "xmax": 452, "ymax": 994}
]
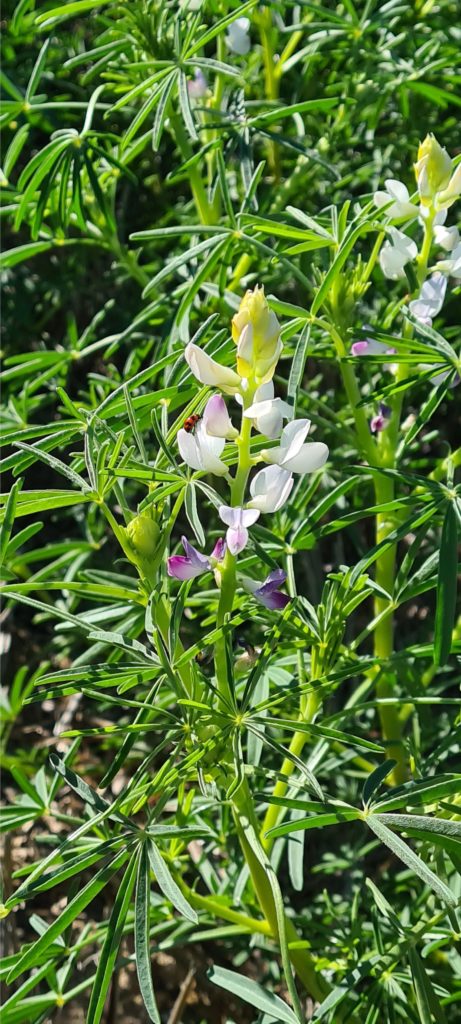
[{"xmin": 183, "ymin": 413, "xmax": 201, "ymax": 433}]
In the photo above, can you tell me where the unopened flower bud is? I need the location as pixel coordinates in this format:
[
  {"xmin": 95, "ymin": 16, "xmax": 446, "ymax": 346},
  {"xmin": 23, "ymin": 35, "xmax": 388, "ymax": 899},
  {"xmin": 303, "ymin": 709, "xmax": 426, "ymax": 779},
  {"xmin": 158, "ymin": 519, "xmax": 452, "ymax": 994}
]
[
  {"xmin": 414, "ymin": 134, "xmax": 452, "ymax": 206},
  {"xmin": 125, "ymin": 515, "xmax": 160, "ymax": 562},
  {"xmin": 231, "ymin": 285, "xmax": 282, "ymax": 384}
]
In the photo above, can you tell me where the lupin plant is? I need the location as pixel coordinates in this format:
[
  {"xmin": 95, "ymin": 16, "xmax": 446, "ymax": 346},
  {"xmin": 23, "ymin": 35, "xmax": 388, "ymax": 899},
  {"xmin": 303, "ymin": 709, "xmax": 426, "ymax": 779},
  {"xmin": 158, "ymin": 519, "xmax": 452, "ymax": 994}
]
[{"xmin": 1, "ymin": 2, "xmax": 461, "ymax": 1023}]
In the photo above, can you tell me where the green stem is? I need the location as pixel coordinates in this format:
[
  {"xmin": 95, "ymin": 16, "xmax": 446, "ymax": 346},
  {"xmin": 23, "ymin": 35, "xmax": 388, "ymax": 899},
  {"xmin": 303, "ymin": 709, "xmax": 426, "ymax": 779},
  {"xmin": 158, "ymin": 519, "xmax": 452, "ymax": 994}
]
[
  {"xmin": 169, "ymin": 113, "xmax": 215, "ymax": 226},
  {"xmin": 371, "ymin": 210, "xmax": 435, "ymax": 782}
]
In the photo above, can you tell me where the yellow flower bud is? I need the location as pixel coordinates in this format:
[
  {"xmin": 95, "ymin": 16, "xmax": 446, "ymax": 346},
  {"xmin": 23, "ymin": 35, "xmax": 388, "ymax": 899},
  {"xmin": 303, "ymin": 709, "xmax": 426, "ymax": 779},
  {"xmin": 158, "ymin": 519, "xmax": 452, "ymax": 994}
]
[
  {"xmin": 231, "ymin": 286, "xmax": 281, "ymax": 383},
  {"xmin": 414, "ymin": 134, "xmax": 452, "ymax": 206},
  {"xmin": 125, "ymin": 514, "xmax": 160, "ymax": 563}
]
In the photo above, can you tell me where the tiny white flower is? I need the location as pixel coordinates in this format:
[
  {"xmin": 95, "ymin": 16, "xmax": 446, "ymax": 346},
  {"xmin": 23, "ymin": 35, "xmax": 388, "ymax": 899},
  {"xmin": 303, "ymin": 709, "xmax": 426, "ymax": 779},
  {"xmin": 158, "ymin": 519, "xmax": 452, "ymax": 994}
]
[
  {"xmin": 409, "ymin": 272, "xmax": 447, "ymax": 325},
  {"xmin": 247, "ymin": 465, "xmax": 294, "ymax": 514},
  {"xmin": 379, "ymin": 227, "xmax": 418, "ymax": 280},
  {"xmin": 262, "ymin": 419, "xmax": 329, "ymax": 475},
  {"xmin": 185, "ymin": 343, "xmax": 241, "ymax": 394},
  {"xmin": 218, "ymin": 505, "xmax": 260, "ymax": 555},
  {"xmin": 177, "ymin": 420, "xmax": 227, "ymax": 476},
  {"xmin": 243, "ymin": 381, "xmax": 292, "ymax": 439},
  {"xmin": 226, "ymin": 17, "xmax": 251, "ymax": 55},
  {"xmin": 374, "ymin": 179, "xmax": 416, "ymax": 220}
]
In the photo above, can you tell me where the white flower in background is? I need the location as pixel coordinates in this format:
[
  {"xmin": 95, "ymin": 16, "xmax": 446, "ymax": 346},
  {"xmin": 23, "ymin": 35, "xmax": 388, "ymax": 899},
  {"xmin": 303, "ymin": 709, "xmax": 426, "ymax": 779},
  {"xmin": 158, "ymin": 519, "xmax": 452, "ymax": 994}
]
[
  {"xmin": 373, "ymin": 179, "xmax": 416, "ymax": 220},
  {"xmin": 409, "ymin": 272, "xmax": 447, "ymax": 325},
  {"xmin": 247, "ymin": 465, "xmax": 294, "ymax": 513},
  {"xmin": 188, "ymin": 69, "xmax": 208, "ymax": 99},
  {"xmin": 436, "ymin": 241, "xmax": 461, "ymax": 280},
  {"xmin": 185, "ymin": 343, "xmax": 241, "ymax": 394},
  {"xmin": 379, "ymin": 227, "xmax": 418, "ymax": 280},
  {"xmin": 177, "ymin": 419, "xmax": 228, "ymax": 475},
  {"xmin": 202, "ymin": 394, "xmax": 238, "ymax": 439},
  {"xmin": 226, "ymin": 17, "xmax": 251, "ymax": 55},
  {"xmin": 219, "ymin": 505, "xmax": 260, "ymax": 555},
  {"xmin": 262, "ymin": 419, "xmax": 329, "ymax": 475},
  {"xmin": 351, "ymin": 337, "xmax": 397, "ymax": 374},
  {"xmin": 242, "ymin": 381, "xmax": 292, "ymax": 439}
]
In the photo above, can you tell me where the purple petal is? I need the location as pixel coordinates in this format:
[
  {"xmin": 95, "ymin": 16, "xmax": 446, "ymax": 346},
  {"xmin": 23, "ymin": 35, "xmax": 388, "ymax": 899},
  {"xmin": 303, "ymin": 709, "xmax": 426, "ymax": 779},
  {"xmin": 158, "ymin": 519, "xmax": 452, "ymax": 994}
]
[
  {"xmin": 227, "ymin": 525, "xmax": 249, "ymax": 555},
  {"xmin": 167, "ymin": 556, "xmax": 207, "ymax": 580},
  {"xmin": 181, "ymin": 536, "xmax": 210, "ymax": 569},
  {"xmin": 211, "ymin": 537, "xmax": 226, "ymax": 561},
  {"xmin": 351, "ymin": 340, "xmax": 370, "ymax": 356},
  {"xmin": 255, "ymin": 588, "xmax": 290, "ymax": 610}
]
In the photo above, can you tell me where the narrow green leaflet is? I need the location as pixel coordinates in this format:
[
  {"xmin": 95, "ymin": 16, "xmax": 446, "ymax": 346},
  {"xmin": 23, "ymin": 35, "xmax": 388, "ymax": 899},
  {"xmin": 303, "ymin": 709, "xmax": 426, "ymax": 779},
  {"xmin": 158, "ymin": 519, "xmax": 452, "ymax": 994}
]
[
  {"xmin": 365, "ymin": 815, "xmax": 457, "ymax": 906},
  {"xmin": 135, "ymin": 844, "xmax": 161, "ymax": 1024},
  {"xmin": 87, "ymin": 851, "xmax": 139, "ymax": 1024},
  {"xmin": 208, "ymin": 965, "xmax": 300, "ymax": 1024},
  {"xmin": 434, "ymin": 501, "xmax": 458, "ymax": 666},
  {"xmin": 147, "ymin": 840, "xmax": 198, "ymax": 924}
]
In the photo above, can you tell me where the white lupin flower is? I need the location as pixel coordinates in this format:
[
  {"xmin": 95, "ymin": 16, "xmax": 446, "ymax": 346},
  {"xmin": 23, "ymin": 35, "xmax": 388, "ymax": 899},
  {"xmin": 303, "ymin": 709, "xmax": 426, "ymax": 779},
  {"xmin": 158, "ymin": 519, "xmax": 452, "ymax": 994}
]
[
  {"xmin": 409, "ymin": 272, "xmax": 447, "ymax": 325},
  {"xmin": 247, "ymin": 465, "xmax": 294, "ymax": 513},
  {"xmin": 177, "ymin": 420, "xmax": 227, "ymax": 476},
  {"xmin": 436, "ymin": 241, "xmax": 461, "ymax": 279},
  {"xmin": 225, "ymin": 17, "xmax": 251, "ymax": 55},
  {"xmin": 373, "ymin": 179, "xmax": 416, "ymax": 220},
  {"xmin": 243, "ymin": 381, "xmax": 292, "ymax": 439},
  {"xmin": 218, "ymin": 505, "xmax": 260, "ymax": 555},
  {"xmin": 434, "ymin": 223, "xmax": 460, "ymax": 252},
  {"xmin": 185, "ymin": 343, "xmax": 241, "ymax": 394},
  {"xmin": 202, "ymin": 394, "xmax": 238, "ymax": 439},
  {"xmin": 262, "ymin": 419, "xmax": 329, "ymax": 475},
  {"xmin": 379, "ymin": 227, "xmax": 418, "ymax": 280}
]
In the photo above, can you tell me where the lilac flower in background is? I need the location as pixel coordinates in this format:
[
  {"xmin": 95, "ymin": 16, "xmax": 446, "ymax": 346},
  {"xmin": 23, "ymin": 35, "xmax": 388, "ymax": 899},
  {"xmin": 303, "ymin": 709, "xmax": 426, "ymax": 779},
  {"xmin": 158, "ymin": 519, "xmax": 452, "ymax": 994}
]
[
  {"xmin": 242, "ymin": 568, "xmax": 290, "ymax": 610},
  {"xmin": 409, "ymin": 272, "xmax": 447, "ymax": 326},
  {"xmin": 370, "ymin": 403, "xmax": 391, "ymax": 433},
  {"xmin": 351, "ymin": 336, "xmax": 397, "ymax": 374},
  {"xmin": 219, "ymin": 505, "xmax": 260, "ymax": 555},
  {"xmin": 167, "ymin": 537, "xmax": 225, "ymax": 580},
  {"xmin": 188, "ymin": 69, "xmax": 208, "ymax": 98}
]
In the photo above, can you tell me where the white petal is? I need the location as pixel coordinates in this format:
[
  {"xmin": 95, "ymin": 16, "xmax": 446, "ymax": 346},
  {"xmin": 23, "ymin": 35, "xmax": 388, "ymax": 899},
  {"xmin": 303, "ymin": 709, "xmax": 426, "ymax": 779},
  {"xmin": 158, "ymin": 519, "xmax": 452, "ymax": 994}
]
[
  {"xmin": 385, "ymin": 179, "xmax": 410, "ymax": 202},
  {"xmin": 388, "ymin": 227, "xmax": 418, "ymax": 260},
  {"xmin": 254, "ymin": 381, "xmax": 274, "ymax": 402},
  {"xmin": 379, "ymin": 243, "xmax": 406, "ymax": 280},
  {"xmin": 185, "ymin": 343, "xmax": 241, "ymax": 393},
  {"xmin": 177, "ymin": 429, "xmax": 201, "ymax": 470},
  {"xmin": 241, "ymin": 508, "xmax": 260, "ymax": 527},
  {"xmin": 409, "ymin": 273, "xmax": 447, "ymax": 322},
  {"xmin": 237, "ymin": 322, "xmax": 254, "ymax": 364},
  {"xmin": 434, "ymin": 224, "xmax": 459, "ymax": 252},
  {"xmin": 248, "ymin": 465, "xmax": 294, "ymax": 513},
  {"xmin": 281, "ymin": 442, "xmax": 329, "ymax": 474},
  {"xmin": 227, "ymin": 526, "xmax": 249, "ymax": 555},
  {"xmin": 219, "ymin": 505, "xmax": 242, "ymax": 528},
  {"xmin": 279, "ymin": 418, "xmax": 311, "ymax": 460}
]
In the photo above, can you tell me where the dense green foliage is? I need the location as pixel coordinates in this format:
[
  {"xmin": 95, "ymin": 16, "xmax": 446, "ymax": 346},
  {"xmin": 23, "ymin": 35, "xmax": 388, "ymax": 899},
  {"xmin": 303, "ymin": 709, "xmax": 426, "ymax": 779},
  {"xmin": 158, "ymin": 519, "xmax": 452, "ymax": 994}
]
[{"xmin": 1, "ymin": 2, "xmax": 460, "ymax": 1022}]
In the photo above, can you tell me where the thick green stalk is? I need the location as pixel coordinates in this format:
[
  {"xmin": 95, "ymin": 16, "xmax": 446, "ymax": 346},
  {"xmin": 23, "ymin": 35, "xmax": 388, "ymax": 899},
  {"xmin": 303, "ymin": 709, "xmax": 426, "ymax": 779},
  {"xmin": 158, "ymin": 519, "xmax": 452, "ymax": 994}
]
[
  {"xmin": 371, "ymin": 210, "xmax": 436, "ymax": 782},
  {"xmin": 169, "ymin": 113, "xmax": 215, "ymax": 226}
]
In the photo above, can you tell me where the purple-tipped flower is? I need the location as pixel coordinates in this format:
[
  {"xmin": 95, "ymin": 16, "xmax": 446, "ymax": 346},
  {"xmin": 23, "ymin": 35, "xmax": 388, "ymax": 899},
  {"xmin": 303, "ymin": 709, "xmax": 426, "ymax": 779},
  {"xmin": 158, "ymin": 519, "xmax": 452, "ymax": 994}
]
[
  {"xmin": 370, "ymin": 403, "xmax": 391, "ymax": 433},
  {"xmin": 167, "ymin": 536, "xmax": 225, "ymax": 581},
  {"xmin": 242, "ymin": 568, "xmax": 290, "ymax": 610}
]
